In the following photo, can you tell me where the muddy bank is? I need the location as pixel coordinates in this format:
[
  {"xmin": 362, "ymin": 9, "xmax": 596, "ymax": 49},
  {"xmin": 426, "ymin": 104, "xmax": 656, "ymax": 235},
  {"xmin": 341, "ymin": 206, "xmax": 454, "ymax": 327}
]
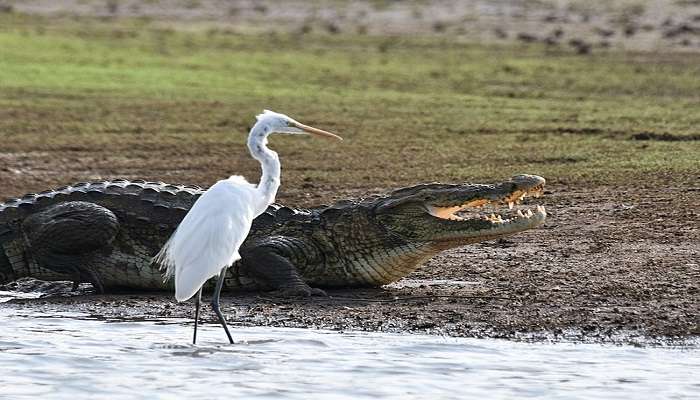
[{"xmin": 3, "ymin": 185, "xmax": 698, "ymax": 345}]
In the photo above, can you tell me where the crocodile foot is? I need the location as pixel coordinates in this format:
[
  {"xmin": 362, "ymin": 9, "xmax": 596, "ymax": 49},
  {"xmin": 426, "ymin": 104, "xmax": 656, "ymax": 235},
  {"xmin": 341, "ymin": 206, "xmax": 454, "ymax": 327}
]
[
  {"xmin": 68, "ymin": 266, "xmax": 104, "ymax": 294},
  {"xmin": 270, "ymin": 285, "xmax": 327, "ymax": 298}
]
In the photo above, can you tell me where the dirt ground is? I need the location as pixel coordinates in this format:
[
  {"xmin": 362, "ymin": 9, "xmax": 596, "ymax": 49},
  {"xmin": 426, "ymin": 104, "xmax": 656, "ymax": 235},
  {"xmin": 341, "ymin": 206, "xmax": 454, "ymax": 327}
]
[{"xmin": 4, "ymin": 182, "xmax": 699, "ymax": 345}]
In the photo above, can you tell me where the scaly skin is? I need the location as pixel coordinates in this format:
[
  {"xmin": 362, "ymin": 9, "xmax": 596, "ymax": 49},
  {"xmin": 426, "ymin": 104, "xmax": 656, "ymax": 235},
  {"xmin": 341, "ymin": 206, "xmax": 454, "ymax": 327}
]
[{"xmin": 0, "ymin": 175, "xmax": 546, "ymax": 295}]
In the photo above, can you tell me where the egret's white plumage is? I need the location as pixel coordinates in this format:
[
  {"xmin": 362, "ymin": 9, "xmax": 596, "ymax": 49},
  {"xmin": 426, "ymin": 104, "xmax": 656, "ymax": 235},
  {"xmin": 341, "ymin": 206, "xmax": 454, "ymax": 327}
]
[
  {"xmin": 158, "ymin": 176, "xmax": 261, "ymax": 301},
  {"xmin": 153, "ymin": 110, "xmax": 342, "ymax": 343}
]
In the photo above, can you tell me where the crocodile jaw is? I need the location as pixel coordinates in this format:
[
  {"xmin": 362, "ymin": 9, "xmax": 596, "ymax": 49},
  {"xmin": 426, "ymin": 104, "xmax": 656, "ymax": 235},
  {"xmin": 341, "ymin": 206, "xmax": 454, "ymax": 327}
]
[
  {"xmin": 376, "ymin": 174, "xmax": 547, "ymax": 245},
  {"xmin": 425, "ymin": 179, "xmax": 546, "ymax": 242},
  {"xmin": 427, "ymin": 203, "xmax": 547, "ymax": 227},
  {"xmin": 425, "ymin": 204, "xmax": 546, "ymax": 243}
]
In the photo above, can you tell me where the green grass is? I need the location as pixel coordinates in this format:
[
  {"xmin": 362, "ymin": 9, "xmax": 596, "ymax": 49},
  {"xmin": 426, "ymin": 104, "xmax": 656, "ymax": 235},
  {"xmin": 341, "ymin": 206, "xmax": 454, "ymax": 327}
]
[{"xmin": 0, "ymin": 14, "xmax": 698, "ymax": 202}]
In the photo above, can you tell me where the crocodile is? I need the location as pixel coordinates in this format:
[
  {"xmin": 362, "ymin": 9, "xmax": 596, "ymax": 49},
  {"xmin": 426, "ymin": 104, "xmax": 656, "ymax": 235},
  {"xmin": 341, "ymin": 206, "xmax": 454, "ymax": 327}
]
[{"xmin": 0, "ymin": 175, "xmax": 546, "ymax": 295}]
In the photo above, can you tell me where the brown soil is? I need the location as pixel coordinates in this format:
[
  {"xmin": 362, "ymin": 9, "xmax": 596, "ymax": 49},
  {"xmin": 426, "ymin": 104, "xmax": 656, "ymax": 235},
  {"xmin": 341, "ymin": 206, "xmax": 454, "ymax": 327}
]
[{"xmin": 4, "ymin": 183, "xmax": 699, "ymax": 345}]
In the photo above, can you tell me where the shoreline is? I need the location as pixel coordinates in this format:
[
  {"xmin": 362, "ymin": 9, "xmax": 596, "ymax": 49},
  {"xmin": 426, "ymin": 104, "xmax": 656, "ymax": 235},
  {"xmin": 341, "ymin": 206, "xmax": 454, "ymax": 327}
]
[
  {"xmin": 0, "ymin": 1, "xmax": 698, "ymax": 348},
  {"xmin": 2, "ymin": 290, "xmax": 697, "ymax": 347},
  {"xmin": 2, "ymin": 185, "xmax": 698, "ymax": 347}
]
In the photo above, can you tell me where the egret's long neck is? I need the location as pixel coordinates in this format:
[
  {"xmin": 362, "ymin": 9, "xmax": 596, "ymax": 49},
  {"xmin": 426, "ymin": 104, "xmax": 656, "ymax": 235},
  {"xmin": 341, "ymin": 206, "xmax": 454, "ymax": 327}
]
[{"xmin": 247, "ymin": 123, "xmax": 281, "ymax": 207}]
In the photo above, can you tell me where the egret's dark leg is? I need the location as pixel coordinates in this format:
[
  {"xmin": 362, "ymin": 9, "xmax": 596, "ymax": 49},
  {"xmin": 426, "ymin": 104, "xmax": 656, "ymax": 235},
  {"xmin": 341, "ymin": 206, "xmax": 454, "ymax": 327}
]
[
  {"xmin": 211, "ymin": 268, "xmax": 234, "ymax": 344},
  {"xmin": 193, "ymin": 287, "xmax": 203, "ymax": 345}
]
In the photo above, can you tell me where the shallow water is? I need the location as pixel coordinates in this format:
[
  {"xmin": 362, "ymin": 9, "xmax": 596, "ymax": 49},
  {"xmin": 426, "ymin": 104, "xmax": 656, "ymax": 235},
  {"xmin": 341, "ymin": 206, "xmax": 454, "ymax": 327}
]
[{"xmin": 0, "ymin": 308, "xmax": 698, "ymax": 400}]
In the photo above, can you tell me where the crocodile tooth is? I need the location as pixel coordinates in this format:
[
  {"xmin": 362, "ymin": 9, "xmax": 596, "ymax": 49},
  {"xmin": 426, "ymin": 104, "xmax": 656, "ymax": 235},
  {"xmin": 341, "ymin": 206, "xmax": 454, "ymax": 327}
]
[
  {"xmin": 525, "ymin": 209, "xmax": 533, "ymax": 217},
  {"xmin": 508, "ymin": 202, "xmax": 514, "ymax": 210},
  {"xmin": 517, "ymin": 210, "xmax": 524, "ymax": 218}
]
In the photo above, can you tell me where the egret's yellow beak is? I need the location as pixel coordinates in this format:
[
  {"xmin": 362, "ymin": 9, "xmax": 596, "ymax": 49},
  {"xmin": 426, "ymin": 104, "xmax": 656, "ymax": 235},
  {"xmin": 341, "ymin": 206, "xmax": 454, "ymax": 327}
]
[{"xmin": 291, "ymin": 121, "xmax": 343, "ymax": 141}]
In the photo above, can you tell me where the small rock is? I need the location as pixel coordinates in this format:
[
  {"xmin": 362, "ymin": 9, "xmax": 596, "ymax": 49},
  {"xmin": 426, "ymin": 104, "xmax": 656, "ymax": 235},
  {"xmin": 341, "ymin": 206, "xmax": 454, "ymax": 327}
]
[
  {"xmin": 516, "ymin": 32, "xmax": 538, "ymax": 43},
  {"xmin": 493, "ymin": 28, "xmax": 508, "ymax": 39},
  {"xmin": 623, "ymin": 25, "xmax": 637, "ymax": 37},
  {"xmin": 569, "ymin": 38, "xmax": 592, "ymax": 54},
  {"xmin": 594, "ymin": 27, "xmax": 615, "ymax": 37},
  {"xmin": 664, "ymin": 24, "xmax": 699, "ymax": 38}
]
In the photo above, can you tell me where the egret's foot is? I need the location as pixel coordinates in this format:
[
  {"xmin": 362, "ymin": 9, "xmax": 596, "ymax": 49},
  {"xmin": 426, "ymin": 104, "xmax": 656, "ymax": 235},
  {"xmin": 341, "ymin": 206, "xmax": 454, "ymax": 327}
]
[
  {"xmin": 212, "ymin": 269, "xmax": 234, "ymax": 344},
  {"xmin": 211, "ymin": 301, "xmax": 235, "ymax": 344}
]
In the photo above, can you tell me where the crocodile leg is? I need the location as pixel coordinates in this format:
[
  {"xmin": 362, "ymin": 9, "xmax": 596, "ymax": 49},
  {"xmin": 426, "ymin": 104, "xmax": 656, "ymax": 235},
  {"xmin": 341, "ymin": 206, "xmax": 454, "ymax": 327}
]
[
  {"xmin": 21, "ymin": 201, "xmax": 119, "ymax": 293},
  {"xmin": 239, "ymin": 242, "xmax": 326, "ymax": 297}
]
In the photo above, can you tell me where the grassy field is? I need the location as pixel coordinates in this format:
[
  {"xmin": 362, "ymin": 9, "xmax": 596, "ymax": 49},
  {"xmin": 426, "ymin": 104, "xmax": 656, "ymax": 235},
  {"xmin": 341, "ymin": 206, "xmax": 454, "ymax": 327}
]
[{"xmin": 0, "ymin": 13, "xmax": 698, "ymax": 203}]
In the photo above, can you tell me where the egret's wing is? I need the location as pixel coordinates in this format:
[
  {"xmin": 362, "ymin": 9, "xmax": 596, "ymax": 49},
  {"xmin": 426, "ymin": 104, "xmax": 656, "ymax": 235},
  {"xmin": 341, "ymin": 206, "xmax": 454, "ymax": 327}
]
[{"xmin": 154, "ymin": 178, "xmax": 259, "ymax": 302}]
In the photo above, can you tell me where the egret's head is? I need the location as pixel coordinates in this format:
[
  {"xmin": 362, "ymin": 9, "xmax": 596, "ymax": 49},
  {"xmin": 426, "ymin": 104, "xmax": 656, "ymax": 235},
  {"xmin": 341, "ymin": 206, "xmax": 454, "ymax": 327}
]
[{"xmin": 255, "ymin": 110, "xmax": 342, "ymax": 140}]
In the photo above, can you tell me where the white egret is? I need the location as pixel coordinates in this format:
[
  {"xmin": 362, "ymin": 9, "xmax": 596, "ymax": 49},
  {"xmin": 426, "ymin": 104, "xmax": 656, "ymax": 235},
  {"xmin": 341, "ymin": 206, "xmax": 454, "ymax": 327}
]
[{"xmin": 154, "ymin": 110, "xmax": 342, "ymax": 344}]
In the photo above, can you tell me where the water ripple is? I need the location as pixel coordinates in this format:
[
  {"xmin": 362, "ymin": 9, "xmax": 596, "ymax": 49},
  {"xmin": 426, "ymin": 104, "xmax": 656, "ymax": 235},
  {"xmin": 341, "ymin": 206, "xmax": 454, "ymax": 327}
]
[{"xmin": 0, "ymin": 309, "xmax": 697, "ymax": 399}]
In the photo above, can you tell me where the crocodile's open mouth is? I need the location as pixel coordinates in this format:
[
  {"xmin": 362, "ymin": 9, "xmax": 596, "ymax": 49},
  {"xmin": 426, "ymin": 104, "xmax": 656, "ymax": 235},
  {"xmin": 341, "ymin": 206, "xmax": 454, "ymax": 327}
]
[{"xmin": 426, "ymin": 177, "xmax": 546, "ymax": 231}]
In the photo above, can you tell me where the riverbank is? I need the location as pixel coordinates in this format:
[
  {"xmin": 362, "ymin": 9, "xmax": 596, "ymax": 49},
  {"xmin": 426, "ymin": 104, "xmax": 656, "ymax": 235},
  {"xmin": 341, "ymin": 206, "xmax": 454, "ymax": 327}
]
[
  {"xmin": 0, "ymin": 3, "xmax": 698, "ymax": 345},
  {"xmin": 4, "ymin": 184, "xmax": 698, "ymax": 345}
]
